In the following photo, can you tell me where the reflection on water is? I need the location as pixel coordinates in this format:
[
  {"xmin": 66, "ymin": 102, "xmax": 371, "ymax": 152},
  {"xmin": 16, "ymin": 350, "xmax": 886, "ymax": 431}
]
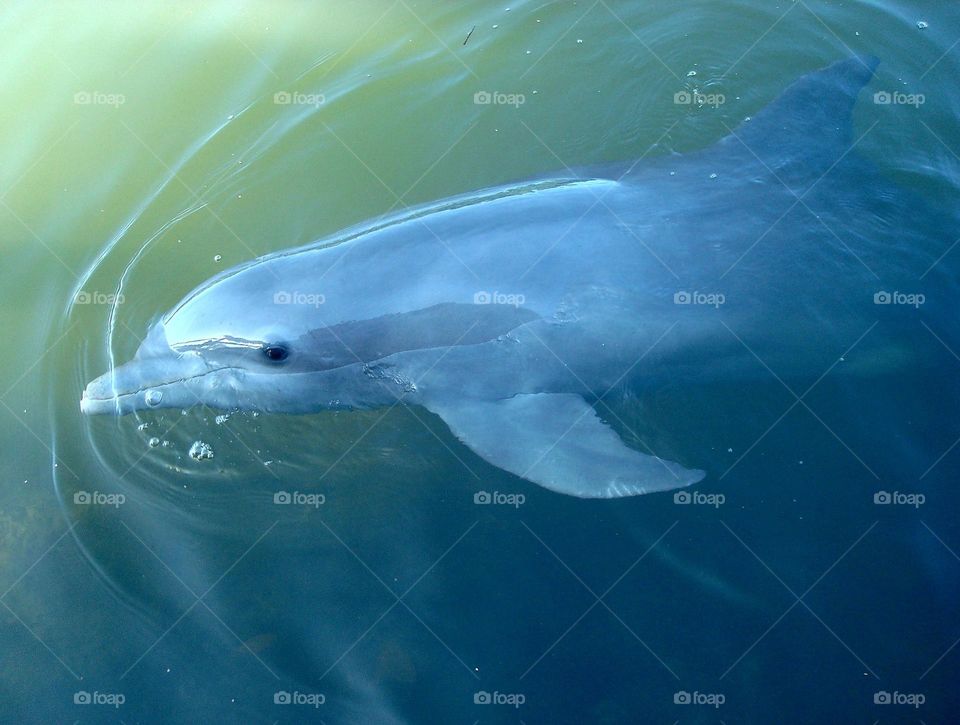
[{"xmin": 2, "ymin": 0, "xmax": 959, "ymax": 721}]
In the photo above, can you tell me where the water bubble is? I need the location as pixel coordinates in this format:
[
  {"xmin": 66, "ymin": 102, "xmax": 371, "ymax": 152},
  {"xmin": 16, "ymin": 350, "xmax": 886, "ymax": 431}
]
[
  {"xmin": 144, "ymin": 389, "xmax": 162, "ymax": 406},
  {"xmin": 137, "ymin": 423, "xmax": 149, "ymax": 431},
  {"xmin": 214, "ymin": 254, "xmax": 222, "ymax": 262},
  {"xmin": 917, "ymin": 20, "xmax": 928, "ymax": 29},
  {"xmin": 709, "ymin": 173, "xmax": 718, "ymax": 179},
  {"xmin": 576, "ymin": 38, "xmax": 583, "ymax": 44},
  {"xmin": 687, "ymin": 70, "xmax": 697, "ymax": 77},
  {"xmin": 188, "ymin": 441, "xmax": 214, "ymax": 461},
  {"xmin": 215, "ymin": 413, "xmax": 231, "ymax": 425},
  {"xmin": 148, "ymin": 437, "xmax": 160, "ymax": 448}
]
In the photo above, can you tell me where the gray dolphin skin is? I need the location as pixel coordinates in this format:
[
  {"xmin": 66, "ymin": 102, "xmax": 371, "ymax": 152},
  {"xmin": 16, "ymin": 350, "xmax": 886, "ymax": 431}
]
[{"xmin": 83, "ymin": 57, "xmax": 905, "ymax": 498}]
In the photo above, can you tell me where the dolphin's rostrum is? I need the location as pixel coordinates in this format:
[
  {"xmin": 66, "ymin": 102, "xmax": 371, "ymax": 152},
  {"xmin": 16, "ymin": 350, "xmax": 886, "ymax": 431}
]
[{"xmin": 83, "ymin": 57, "xmax": 888, "ymax": 498}]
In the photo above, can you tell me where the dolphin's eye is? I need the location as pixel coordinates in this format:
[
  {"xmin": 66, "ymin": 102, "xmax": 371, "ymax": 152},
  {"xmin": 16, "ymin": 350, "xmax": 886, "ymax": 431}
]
[{"xmin": 263, "ymin": 344, "xmax": 289, "ymax": 362}]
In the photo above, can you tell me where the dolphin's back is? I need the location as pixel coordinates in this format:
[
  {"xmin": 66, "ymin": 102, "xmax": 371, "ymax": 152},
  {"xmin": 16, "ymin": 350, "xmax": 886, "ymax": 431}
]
[{"xmin": 162, "ymin": 176, "xmax": 651, "ymax": 346}]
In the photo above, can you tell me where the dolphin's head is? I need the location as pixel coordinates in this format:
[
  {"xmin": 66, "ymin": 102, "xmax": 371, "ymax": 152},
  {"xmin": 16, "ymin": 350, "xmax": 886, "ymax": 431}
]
[
  {"xmin": 81, "ymin": 248, "xmax": 540, "ymax": 416},
  {"xmin": 80, "ymin": 260, "xmax": 380, "ymax": 416},
  {"xmin": 80, "ymin": 319, "xmax": 296, "ymax": 416}
]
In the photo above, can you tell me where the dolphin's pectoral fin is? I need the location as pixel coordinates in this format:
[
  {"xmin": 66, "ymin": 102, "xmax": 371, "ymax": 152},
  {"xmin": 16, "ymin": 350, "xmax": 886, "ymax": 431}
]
[{"xmin": 423, "ymin": 393, "xmax": 704, "ymax": 498}]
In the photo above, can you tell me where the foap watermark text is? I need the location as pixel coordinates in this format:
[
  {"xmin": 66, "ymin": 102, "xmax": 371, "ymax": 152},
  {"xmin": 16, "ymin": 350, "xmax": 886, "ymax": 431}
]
[
  {"xmin": 674, "ymin": 490, "xmax": 724, "ymax": 508},
  {"xmin": 74, "ymin": 491, "xmax": 125, "ymax": 508},
  {"xmin": 74, "ymin": 691, "xmax": 124, "ymax": 708},
  {"xmin": 874, "ymin": 290, "xmax": 924, "ymax": 308},
  {"xmin": 474, "ymin": 290, "xmax": 525, "ymax": 307},
  {"xmin": 474, "ymin": 91, "xmax": 525, "ymax": 107},
  {"xmin": 674, "ymin": 690, "xmax": 725, "ymax": 708},
  {"xmin": 274, "ymin": 690, "xmax": 325, "ymax": 707},
  {"xmin": 474, "ymin": 690, "xmax": 525, "ymax": 708},
  {"xmin": 874, "ymin": 490, "xmax": 925, "ymax": 508},
  {"xmin": 274, "ymin": 491, "xmax": 325, "ymax": 507},
  {"xmin": 873, "ymin": 91, "xmax": 925, "ymax": 107},
  {"xmin": 675, "ymin": 290, "xmax": 725, "ymax": 307},
  {"xmin": 274, "ymin": 290, "xmax": 325, "ymax": 307},
  {"xmin": 474, "ymin": 490, "xmax": 525, "ymax": 508},
  {"xmin": 74, "ymin": 91, "xmax": 125, "ymax": 107},
  {"xmin": 274, "ymin": 91, "xmax": 325, "ymax": 107},
  {"xmin": 874, "ymin": 690, "xmax": 925, "ymax": 708},
  {"xmin": 75, "ymin": 290, "xmax": 124, "ymax": 305},
  {"xmin": 674, "ymin": 90, "xmax": 725, "ymax": 108}
]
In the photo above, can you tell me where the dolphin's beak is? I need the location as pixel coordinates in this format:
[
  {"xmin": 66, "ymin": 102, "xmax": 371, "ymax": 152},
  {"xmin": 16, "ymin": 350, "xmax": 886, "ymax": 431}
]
[{"xmin": 80, "ymin": 354, "xmax": 216, "ymax": 415}]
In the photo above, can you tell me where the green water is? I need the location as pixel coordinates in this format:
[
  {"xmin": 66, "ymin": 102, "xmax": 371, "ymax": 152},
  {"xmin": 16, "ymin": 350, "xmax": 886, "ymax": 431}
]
[{"xmin": 3, "ymin": 1, "xmax": 960, "ymax": 722}]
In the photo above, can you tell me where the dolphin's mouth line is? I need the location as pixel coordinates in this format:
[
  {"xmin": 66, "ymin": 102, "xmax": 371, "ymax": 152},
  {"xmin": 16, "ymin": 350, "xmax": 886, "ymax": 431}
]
[{"xmin": 82, "ymin": 365, "xmax": 238, "ymax": 402}]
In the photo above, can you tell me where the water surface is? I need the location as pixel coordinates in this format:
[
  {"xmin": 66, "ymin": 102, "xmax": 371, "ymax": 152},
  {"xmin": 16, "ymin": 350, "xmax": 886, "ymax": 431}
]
[{"xmin": 2, "ymin": 1, "xmax": 959, "ymax": 722}]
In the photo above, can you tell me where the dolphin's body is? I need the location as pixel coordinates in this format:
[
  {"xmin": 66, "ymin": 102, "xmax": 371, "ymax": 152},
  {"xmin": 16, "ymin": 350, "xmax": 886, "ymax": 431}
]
[{"xmin": 82, "ymin": 57, "xmax": 945, "ymax": 498}]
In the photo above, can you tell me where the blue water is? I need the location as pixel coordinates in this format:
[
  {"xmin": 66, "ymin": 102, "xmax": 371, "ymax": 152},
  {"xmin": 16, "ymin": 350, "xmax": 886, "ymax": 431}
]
[{"xmin": 2, "ymin": 1, "xmax": 960, "ymax": 723}]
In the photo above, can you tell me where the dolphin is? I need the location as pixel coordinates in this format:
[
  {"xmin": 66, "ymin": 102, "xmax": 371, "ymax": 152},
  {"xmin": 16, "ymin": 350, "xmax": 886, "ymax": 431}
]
[{"xmin": 82, "ymin": 56, "xmax": 929, "ymax": 498}]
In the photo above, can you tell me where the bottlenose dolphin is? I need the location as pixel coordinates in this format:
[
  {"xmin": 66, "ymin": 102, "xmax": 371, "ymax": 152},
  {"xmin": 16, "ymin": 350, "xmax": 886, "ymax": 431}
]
[{"xmin": 83, "ymin": 57, "xmax": 918, "ymax": 498}]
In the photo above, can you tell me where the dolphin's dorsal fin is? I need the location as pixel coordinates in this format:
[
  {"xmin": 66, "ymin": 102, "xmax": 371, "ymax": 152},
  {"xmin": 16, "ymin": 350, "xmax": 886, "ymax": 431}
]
[{"xmin": 715, "ymin": 56, "xmax": 879, "ymax": 181}]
